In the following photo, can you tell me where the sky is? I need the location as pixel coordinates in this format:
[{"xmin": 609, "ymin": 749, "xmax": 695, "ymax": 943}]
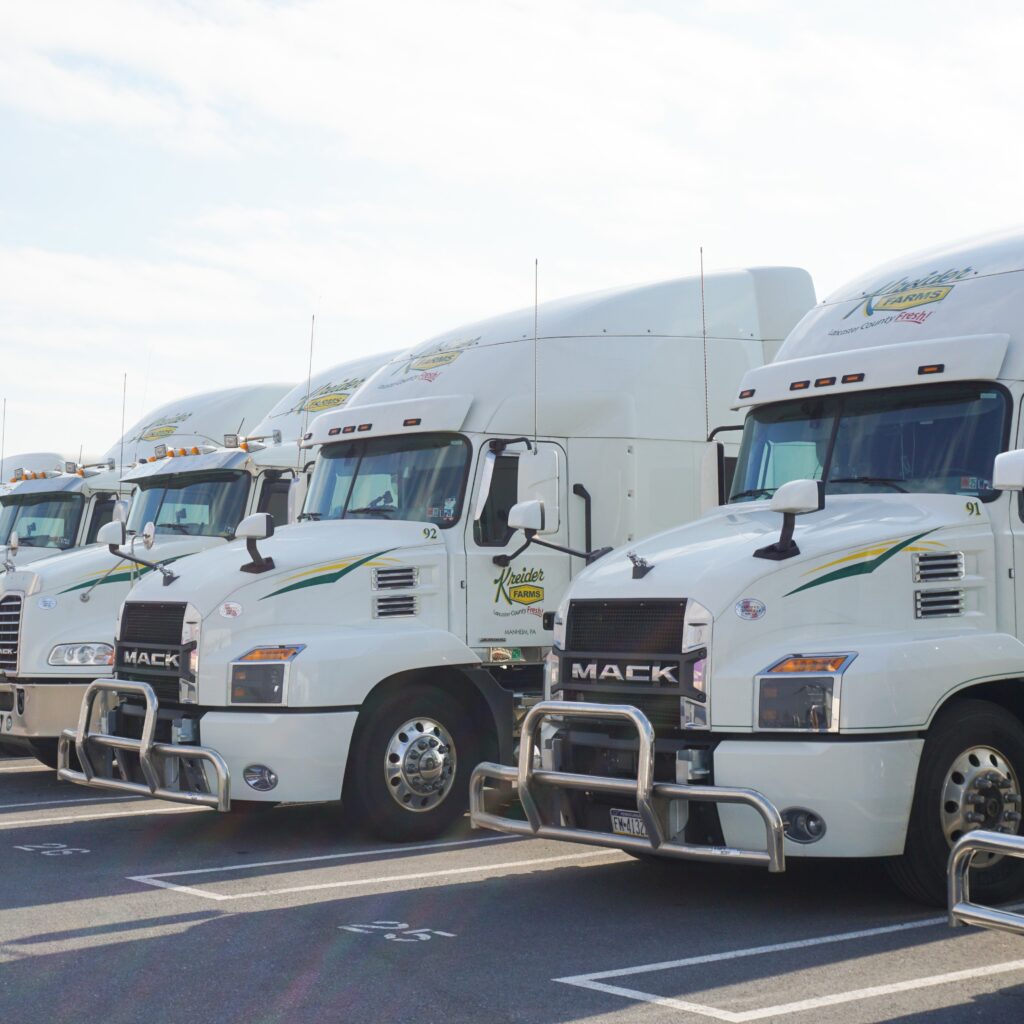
[{"xmin": 1, "ymin": 0, "xmax": 1023, "ymax": 456}]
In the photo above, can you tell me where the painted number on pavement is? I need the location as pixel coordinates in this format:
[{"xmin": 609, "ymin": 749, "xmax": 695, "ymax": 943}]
[
  {"xmin": 14, "ymin": 842, "xmax": 90, "ymax": 856},
  {"xmin": 339, "ymin": 920, "xmax": 455, "ymax": 942}
]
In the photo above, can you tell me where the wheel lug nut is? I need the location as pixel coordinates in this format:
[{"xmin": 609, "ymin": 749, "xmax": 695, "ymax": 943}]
[
  {"xmin": 976, "ymin": 778, "xmax": 994, "ymax": 791},
  {"xmin": 1004, "ymin": 811, "xmax": 1022, "ymax": 822},
  {"xmin": 1007, "ymin": 794, "xmax": 1022, "ymax": 805},
  {"xmin": 965, "ymin": 812, "xmax": 986, "ymax": 824}
]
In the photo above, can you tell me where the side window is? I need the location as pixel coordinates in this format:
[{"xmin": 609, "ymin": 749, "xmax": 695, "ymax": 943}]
[
  {"xmin": 257, "ymin": 475, "xmax": 292, "ymax": 527},
  {"xmin": 474, "ymin": 454, "xmax": 519, "ymax": 547},
  {"xmin": 85, "ymin": 495, "xmax": 116, "ymax": 544}
]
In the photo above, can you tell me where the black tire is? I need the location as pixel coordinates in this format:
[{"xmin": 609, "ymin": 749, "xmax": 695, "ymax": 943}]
[
  {"xmin": 29, "ymin": 739, "xmax": 80, "ymax": 772},
  {"xmin": 886, "ymin": 699, "xmax": 1024, "ymax": 906},
  {"xmin": 344, "ymin": 684, "xmax": 482, "ymax": 842}
]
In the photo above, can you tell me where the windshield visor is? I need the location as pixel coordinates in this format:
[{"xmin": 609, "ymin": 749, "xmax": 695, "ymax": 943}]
[
  {"xmin": 730, "ymin": 382, "xmax": 1009, "ymax": 503},
  {"xmin": 0, "ymin": 493, "xmax": 85, "ymax": 549},
  {"xmin": 127, "ymin": 471, "xmax": 251, "ymax": 538},
  {"xmin": 305, "ymin": 433, "xmax": 470, "ymax": 528}
]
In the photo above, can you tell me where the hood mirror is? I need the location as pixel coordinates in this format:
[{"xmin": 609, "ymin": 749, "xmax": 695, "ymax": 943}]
[
  {"xmin": 993, "ymin": 450, "xmax": 1024, "ymax": 491},
  {"xmin": 97, "ymin": 520, "xmax": 126, "ymax": 551},
  {"xmin": 754, "ymin": 479, "xmax": 824, "ymax": 561},
  {"xmin": 238, "ymin": 512, "xmax": 276, "ymax": 574},
  {"xmin": 142, "ymin": 521, "xmax": 157, "ymax": 550},
  {"xmin": 113, "ymin": 499, "xmax": 130, "ymax": 524},
  {"xmin": 8, "ymin": 531, "xmax": 18, "ymax": 557}
]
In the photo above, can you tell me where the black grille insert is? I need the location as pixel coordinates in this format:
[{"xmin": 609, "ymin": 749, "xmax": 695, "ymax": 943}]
[
  {"xmin": 119, "ymin": 602, "xmax": 186, "ymax": 645},
  {"xmin": 566, "ymin": 599, "xmax": 686, "ymax": 654},
  {"xmin": 0, "ymin": 594, "xmax": 22, "ymax": 672}
]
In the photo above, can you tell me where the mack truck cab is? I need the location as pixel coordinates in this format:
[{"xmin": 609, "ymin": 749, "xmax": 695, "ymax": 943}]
[
  {"xmin": 472, "ymin": 228, "xmax": 1024, "ymax": 906},
  {"xmin": 0, "ymin": 381, "xmax": 294, "ymax": 766},
  {"xmin": 56, "ymin": 268, "xmax": 815, "ymax": 840}
]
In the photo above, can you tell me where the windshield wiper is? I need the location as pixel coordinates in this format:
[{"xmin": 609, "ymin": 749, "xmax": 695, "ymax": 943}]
[
  {"xmin": 730, "ymin": 487, "xmax": 775, "ymax": 501},
  {"xmin": 298, "ymin": 511, "xmax": 321, "ymax": 521},
  {"xmin": 346, "ymin": 506, "xmax": 397, "ymax": 518},
  {"xmin": 158, "ymin": 523, "xmax": 191, "ymax": 534},
  {"xmin": 828, "ymin": 476, "xmax": 908, "ymax": 493}
]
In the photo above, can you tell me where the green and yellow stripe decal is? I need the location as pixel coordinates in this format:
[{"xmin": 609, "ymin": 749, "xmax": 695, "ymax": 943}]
[
  {"xmin": 785, "ymin": 530, "xmax": 938, "ymax": 596},
  {"xmin": 261, "ymin": 550, "xmax": 398, "ymax": 600}
]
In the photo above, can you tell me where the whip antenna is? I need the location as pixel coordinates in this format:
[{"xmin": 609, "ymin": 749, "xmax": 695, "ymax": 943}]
[
  {"xmin": 0, "ymin": 398, "xmax": 6, "ymax": 482},
  {"xmin": 119, "ymin": 373, "xmax": 127, "ymax": 492},
  {"xmin": 700, "ymin": 247, "xmax": 710, "ymax": 441},
  {"xmin": 298, "ymin": 314, "xmax": 316, "ymax": 471},
  {"xmin": 533, "ymin": 258, "xmax": 539, "ymax": 443}
]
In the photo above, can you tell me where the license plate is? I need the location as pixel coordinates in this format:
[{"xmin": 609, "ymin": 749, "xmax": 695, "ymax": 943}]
[{"xmin": 610, "ymin": 808, "xmax": 648, "ymax": 838}]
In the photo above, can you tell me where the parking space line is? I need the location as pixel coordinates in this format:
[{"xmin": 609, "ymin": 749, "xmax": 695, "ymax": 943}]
[
  {"xmin": 131, "ymin": 846, "xmax": 621, "ymax": 901},
  {"xmin": 0, "ymin": 764, "xmax": 46, "ymax": 773},
  {"xmin": 0, "ymin": 795, "xmax": 142, "ymax": 810},
  {"xmin": 556, "ymin": 912, "xmax": 1024, "ymax": 1021},
  {"xmin": 0, "ymin": 805, "xmax": 206, "ymax": 829}
]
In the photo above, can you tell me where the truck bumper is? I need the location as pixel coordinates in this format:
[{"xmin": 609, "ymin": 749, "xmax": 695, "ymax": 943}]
[
  {"xmin": 471, "ymin": 701, "xmax": 786, "ymax": 871},
  {"xmin": 714, "ymin": 736, "xmax": 924, "ymax": 858},
  {"xmin": 57, "ymin": 679, "xmax": 357, "ymax": 809},
  {"xmin": 2, "ymin": 679, "xmax": 109, "ymax": 740}
]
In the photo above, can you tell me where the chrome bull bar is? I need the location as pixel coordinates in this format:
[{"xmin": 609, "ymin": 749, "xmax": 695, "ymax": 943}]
[
  {"xmin": 56, "ymin": 679, "xmax": 230, "ymax": 811},
  {"xmin": 470, "ymin": 700, "xmax": 786, "ymax": 872},
  {"xmin": 949, "ymin": 830, "xmax": 1024, "ymax": 936}
]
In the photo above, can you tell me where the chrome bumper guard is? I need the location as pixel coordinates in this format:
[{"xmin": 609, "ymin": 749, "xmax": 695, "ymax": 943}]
[
  {"xmin": 949, "ymin": 830, "xmax": 1024, "ymax": 936},
  {"xmin": 470, "ymin": 700, "xmax": 786, "ymax": 872},
  {"xmin": 56, "ymin": 679, "xmax": 230, "ymax": 811}
]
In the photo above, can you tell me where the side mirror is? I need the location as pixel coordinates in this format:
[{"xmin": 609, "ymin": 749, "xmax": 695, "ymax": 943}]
[
  {"xmin": 508, "ymin": 499, "xmax": 545, "ymax": 533},
  {"xmin": 142, "ymin": 521, "xmax": 157, "ymax": 550},
  {"xmin": 993, "ymin": 450, "xmax": 1024, "ymax": 491},
  {"xmin": 113, "ymin": 499, "xmax": 130, "ymax": 524},
  {"xmin": 755, "ymin": 479, "xmax": 824, "ymax": 562},
  {"xmin": 97, "ymin": 520, "xmax": 126, "ymax": 551},
  {"xmin": 699, "ymin": 441, "xmax": 725, "ymax": 513},
  {"xmin": 237, "ymin": 512, "xmax": 275, "ymax": 541},
  {"xmin": 8, "ymin": 531, "xmax": 18, "ymax": 556},
  {"xmin": 517, "ymin": 447, "xmax": 560, "ymax": 534},
  {"xmin": 770, "ymin": 479, "xmax": 825, "ymax": 516},
  {"xmin": 287, "ymin": 475, "xmax": 307, "ymax": 525}
]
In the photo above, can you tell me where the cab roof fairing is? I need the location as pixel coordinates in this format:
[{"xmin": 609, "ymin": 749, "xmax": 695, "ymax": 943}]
[{"xmin": 303, "ymin": 395, "xmax": 474, "ymax": 448}]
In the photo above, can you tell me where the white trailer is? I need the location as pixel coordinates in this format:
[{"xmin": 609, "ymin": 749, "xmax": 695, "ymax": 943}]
[
  {"xmin": 55, "ymin": 269, "xmax": 815, "ymax": 840},
  {"xmin": 0, "ymin": 379, "xmax": 321, "ymax": 763},
  {"xmin": 472, "ymin": 228, "xmax": 1024, "ymax": 906}
]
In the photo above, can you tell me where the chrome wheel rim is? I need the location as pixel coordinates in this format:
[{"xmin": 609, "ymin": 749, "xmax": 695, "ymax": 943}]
[
  {"xmin": 384, "ymin": 717, "xmax": 457, "ymax": 813},
  {"xmin": 940, "ymin": 744, "xmax": 1022, "ymax": 868}
]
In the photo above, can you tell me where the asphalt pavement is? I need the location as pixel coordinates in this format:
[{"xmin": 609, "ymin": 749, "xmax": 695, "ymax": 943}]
[{"xmin": 1, "ymin": 755, "xmax": 1023, "ymax": 1024}]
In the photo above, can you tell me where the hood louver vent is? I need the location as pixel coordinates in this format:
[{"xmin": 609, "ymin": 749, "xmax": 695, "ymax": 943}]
[
  {"xmin": 374, "ymin": 595, "xmax": 418, "ymax": 618},
  {"xmin": 915, "ymin": 589, "xmax": 964, "ymax": 619},
  {"xmin": 913, "ymin": 551, "xmax": 964, "ymax": 583},
  {"xmin": 372, "ymin": 567, "xmax": 419, "ymax": 590}
]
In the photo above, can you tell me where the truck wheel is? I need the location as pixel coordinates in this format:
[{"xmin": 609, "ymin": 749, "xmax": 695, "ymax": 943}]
[
  {"xmin": 345, "ymin": 684, "xmax": 480, "ymax": 842},
  {"xmin": 886, "ymin": 699, "xmax": 1024, "ymax": 906}
]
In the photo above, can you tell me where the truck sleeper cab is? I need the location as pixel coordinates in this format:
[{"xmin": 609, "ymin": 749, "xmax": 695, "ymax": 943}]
[
  {"xmin": 55, "ymin": 268, "xmax": 816, "ymax": 840},
  {"xmin": 472, "ymin": 230, "xmax": 1024, "ymax": 906}
]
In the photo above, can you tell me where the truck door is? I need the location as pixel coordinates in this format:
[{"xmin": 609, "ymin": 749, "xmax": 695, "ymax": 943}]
[
  {"xmin": 84, "ymin": 494, "xmax": 117, "ymax": 544},
  {"xmin": 254, "ymin": 471, "xmax": 294, "ymax": 527},
  {"xmin": 463, "ymin": 441, "xmax": 571, "ymax": 656}
]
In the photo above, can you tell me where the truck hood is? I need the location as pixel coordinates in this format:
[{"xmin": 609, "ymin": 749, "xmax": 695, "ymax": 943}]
[
  {"xmin": 0, "ymin": 535, "xmax": 224, "ymax": 601},
  {"xmin": 124, "ymin": 519, "xmax": 445, "ymax": 617},
  {"xmin": 573, "ymin": 493, "xmax": 989, "ymax": 619}
]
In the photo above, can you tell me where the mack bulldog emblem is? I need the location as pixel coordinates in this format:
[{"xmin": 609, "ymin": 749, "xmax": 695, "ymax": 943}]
[
  {"xmin": 568, "ymin": 660, "xmax": 679, "ymax": 685},
  {"xmin": 121, "ymin": 649, "xmax": 180, "ymax": 670}
]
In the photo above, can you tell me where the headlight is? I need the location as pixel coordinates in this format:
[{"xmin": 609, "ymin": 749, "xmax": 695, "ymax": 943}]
[
  {"xmin": 756, "ymin": 653, "xmax": 854, "ymax": 732},
  {"xmin": 681, "ymin": 601, "xmax": 712, "ymax": 729},
  {"xmin": 552, "ymin": 596, "xmax": 569, "ymax": 648},
  {"xmin": 229, "ymin": 646, "xmax": 304, "ymax": 705},
  {"xmin": 48, "ymin": 643, "xmax": 114, "ymax": 667},
  {"xmin": 543, "ymin": 650, "xmax": 559, "ymax": 698},
  {"xmin": 184, "ymin": 619, "xmax": 201, "ymax": 677}
]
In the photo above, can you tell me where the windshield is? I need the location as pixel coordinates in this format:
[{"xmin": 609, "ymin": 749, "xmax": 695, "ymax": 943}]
[
  {"xmin": 127, "ymin": 471, "xmax": 251, "ymax": 538},
  {"xmin": 730, "ymin": 382, "xmax": 1009, "ymax": 503},
  {"xmin": 305, "ymin": 433, "xmax": 470, "ymax": 528},
  {"xmin": 0, "ymin": 493, "xmax": 85, "ymax": 549}
]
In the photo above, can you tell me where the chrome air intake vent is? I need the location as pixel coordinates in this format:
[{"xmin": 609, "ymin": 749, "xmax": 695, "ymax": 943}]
[
  {"xmin": 913, "ymin": 551, "xmax": 964, "ymax": 583},
  {"xmin": 0, "ymin": 594, "xmax": 23, "ymax": 672},
  {"xmin": 915, "ymin": 589, "xmax": 964, "ymax": 619},
  {"xmin": 374, "ymin": 595, "xmax": 418, "ymax": 618},
  {"xmin": 372, "ymin": 567, "xmax": 419, "ymax": 590}
]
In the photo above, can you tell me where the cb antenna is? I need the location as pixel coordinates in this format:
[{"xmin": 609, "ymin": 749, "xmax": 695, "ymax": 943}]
[
  {"xmin": 119, "ymin": 373, "xmax": 128, "ymax": 492},
  {"xmin": 533, "ymin": 258, "xmax": 539, "ymax": 444},
  {"xmin": 298, "ymin": 313, "xmax": 316, "ymax": 470},
  {"xmin": 0, "ymin": 398, "xmax": 6, "ymax": 482},
  {"xmin": 700, "ymin": 247, "xmax": 710, "ymax": 441}
]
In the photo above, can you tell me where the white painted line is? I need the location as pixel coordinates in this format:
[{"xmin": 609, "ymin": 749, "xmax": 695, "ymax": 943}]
[
  {"xmin": 557, "ymin": 909, "xmax": 1024, "ymax": 1022},
  {"xmin": 132, "ymin": 847, "xmax": 621, "ymax": 901},
  {"xmin": 132, "ymin": 833, "xmax": 517, "ymax": 882},
  {"xmin": 0, "ymin": 764, "xmax": 46, "ymax": 773},
  {"xmin": 0, "ymin": 804, "xmax": 206, "ymax": 829},
  {"xmin": 0, "ymin": 795, "xmax": 141, "ymax": 810}
]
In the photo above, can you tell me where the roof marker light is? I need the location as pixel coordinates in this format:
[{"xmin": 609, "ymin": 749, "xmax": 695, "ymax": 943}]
[
  {"xmin": 328, "ymin": 427, "xmax": 341, "ymax": 436},
  {"xmin": 403, "ymin": 418, "xmax": 422, "ymax": 427},
  {"xmin": 918, "ymin": 363, "xmax": 945, "ymax": 375},
  {"xmin": 190, "ymin": 446, "xmax": 200, "ymax": 455},
  {"xmin": 738, "ymin": 388, "xmax": 756, "ymax": 399},
  {"xmin": 302, "ymin": 432, "xmax": 313, "ymax": 441},
  {"xmin": 342, "ymin": 425, "xmax": 356, "ymax": 434},
  {"xmin": 357, "ymin": 423, "xmax": 372, "ymax": 432},
  {"xmin": 814, "ymin": 377, "xmax": 836, "ymax": 388},
  {"xmin": 841, "ymin": 373, "xmax": 865, "ymax": 384},
  {"xmin": 790, "ymin": 380, "xmax": 810, "ymax": 391}
]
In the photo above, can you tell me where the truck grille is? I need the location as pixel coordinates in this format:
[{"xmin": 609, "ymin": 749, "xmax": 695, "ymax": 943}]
[
  {"xmin": 120, "ymin": 602, "xmax": 186, "ymax": 645},
  {"xmin": 566, "ymin": 599, "xmax": 686, "ymax": 654},
  {"xmin": 0, "ymin": 594, "xmax": 23, "ymax": 672},
  {"xmin": 567, "ymin": 690, "xmax": 681, "ymax": 730}
]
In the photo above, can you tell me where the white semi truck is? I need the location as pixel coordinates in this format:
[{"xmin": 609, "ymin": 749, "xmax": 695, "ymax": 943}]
[
  {"xmin": 472, "ymin": 228, "xmax": 1024, "ymax": 907},
  {"xmin": 56, "ymin": 269, "xmax": 815, "ymax": 840},
  {"xmin": 0, "ymin": 380, "xmax": 300, "ymax": 765}
]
